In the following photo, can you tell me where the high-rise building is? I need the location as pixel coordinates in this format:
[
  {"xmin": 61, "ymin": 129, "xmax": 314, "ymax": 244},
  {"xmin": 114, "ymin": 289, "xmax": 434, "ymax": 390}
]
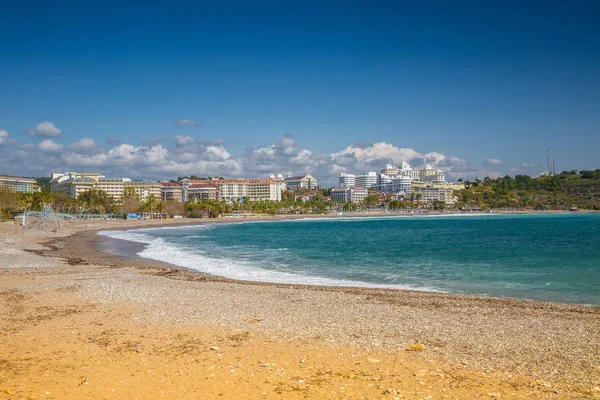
[
  {"xmin": 355, "ymin": 171, "xmax": 377, "ymax": 188},
  {"xmin": 338, "ymin": 173, "xmax": 356, "ymax": 187}
]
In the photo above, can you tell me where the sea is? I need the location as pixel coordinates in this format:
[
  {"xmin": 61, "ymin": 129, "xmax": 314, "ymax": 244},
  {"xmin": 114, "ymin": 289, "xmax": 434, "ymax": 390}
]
[{"xmin": 97, "ymin": 213, "xmax": 600, "ymax": 306}]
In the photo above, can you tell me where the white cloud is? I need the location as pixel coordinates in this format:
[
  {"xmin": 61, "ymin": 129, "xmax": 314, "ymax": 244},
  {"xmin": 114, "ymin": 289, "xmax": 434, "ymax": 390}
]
[
  {"xmin": 27, "ymin": 121, "xmax": 62, "ymax": 138},
  {"xmin": 1, "ymin": 132, "xmax": 499, "ymax": 185},
  {"xmin": 38, "ymin": 139, "xmax": 64, "ymax": 152},
  {"xmin": 521, "ymin": 161, "xmax": 541, "ymax": 168},
  {"xmin": 174, "ymin": 135, "xmax": 195, "ymax": 146},
  {"xmin": 175, "ymin": 119, "xmax": 200, "ymax": 127},
  {"xmin": 68, "ymin": 138, "xmax": 99, "ymax": 153},
  {"xmin": 206, "ymin": 145, "xmax": 231, "ymax": 160},
  {"xmin": 0, "ymin": 129, "xmax": 9, "ymax": 146},
  {"xmin": 331, "ymin": 142, "xmax": 420, "ymax": 168},
  {"xmin": 485, "ymin": 158, "xmax": 504, "ymax": 165}
]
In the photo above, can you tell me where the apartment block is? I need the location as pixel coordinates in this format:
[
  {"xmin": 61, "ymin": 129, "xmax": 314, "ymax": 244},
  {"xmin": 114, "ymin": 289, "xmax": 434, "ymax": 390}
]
[{"xmin": 0, "ymin": 175, "xmax": 37, "ymax": 193}]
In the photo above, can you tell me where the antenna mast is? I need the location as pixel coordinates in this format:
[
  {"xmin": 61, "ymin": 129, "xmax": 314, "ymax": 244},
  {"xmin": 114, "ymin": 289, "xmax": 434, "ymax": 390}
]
[
  {"xmin": 546, "ymin": 149, "xmax": 551, "ymax": 176},
  {"xmin": 552, "ymin": 153, "xmax": 556, "ymax": 176}
]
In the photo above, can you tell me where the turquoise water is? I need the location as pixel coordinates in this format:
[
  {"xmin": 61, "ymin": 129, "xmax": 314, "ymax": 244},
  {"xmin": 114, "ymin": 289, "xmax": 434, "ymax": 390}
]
[{"xmin": 99, "ymin": 213, "xmax": 600, "ymax": 305}]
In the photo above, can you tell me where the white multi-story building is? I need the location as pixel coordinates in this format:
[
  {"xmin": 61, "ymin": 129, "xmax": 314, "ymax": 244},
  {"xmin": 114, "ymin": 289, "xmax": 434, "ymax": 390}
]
[
  {"xmin": 124, "ymin": 181, "xmax": 162, "ymax": 202},
  {"xmin": 283, "ymin": 174, "xmax": 318, "ymax": 190},
  {"xmin": 355, "ymin": 171, "xmax": 377, "ymax": 188},
  {"xmin": 399, "ymin": 161, "xmax": 421, "ymax": 181},
  {"xmin": 408, "ymin": 187, "xmax": 456, "ymax": 206},
  {"xmin": 331, "ymin": 186, "xmax": 368, "ymax": 203},
  {"xmin": 51, "ymin": 172, "xmax": 132, "ymax": 200},
  {"xmin": 380, "ymin": 163, "xmax": 400, "ymax": 177},
  {"xmin": 373, "ymin": 176, "xmax": 412, "ymax": 195},
  {"xmin": 0, "ymin": 175, "xmax": 37, "ymax": 193},
  {"xmin": 338, "ymin": 173, "xmax": 356, "ymax": 187},
  {"xmin": 181, "ymin": 175, "xmax": 287, "ymax": 201},
  {"xmin": 247, "ymin": 176, "xmax": 285, "ymax": 201}
]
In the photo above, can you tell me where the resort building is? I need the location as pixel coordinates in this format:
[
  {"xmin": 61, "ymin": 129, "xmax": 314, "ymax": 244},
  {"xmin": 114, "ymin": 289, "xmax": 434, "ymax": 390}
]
[
  {"xmin": 380, "ymin": 164, "xmax": 400, "ymax": 177},
  {"xmin": 283, "ymin": 174, "xmax": 318, "ymax": 190},
  {"xmin": 373, "ymin": 175, "xmax": 412, "ymax": 196},
  {"xmin": 331, "ymin": 186, "xmax": 368, "ymax": 203},
  {"xmin": 210, "ymin": 179, "xmax": 248, "ymax": 201},
  {"xmin": 355, "ymin": 171, "xmax": 378, "ymax": 188},
  {"xmin": 124, "ymin": 181, "xmax": 162, "ymax": 202},
  {"xmin": 338, "ymin": 173, "xmax": 356, "ymax": 187},
  {"xmin": 181, "ymin": 175, "xmax": 287, "ymax": 202},
  {"xmin": 160, "ymin": 182, "xmax": 184, "ymax": 202},
  {"xmin": 411, "ymin": 181, "xmax": 465, "ymax": 190},
  {"xmin": 247, "ymin": 177, "xmax": 285, "ymax": 201},
  {"xmin": 96, "ymin": 177, "xmax": 129, "ymax": 199},
  {"xmin": 51, "ymin": 172, "xmax": 132, "ymax": 200},
  {"xmin": 399, "ymin": 161, "xmax": 421, "ymax": 181},
  {"xmin": 186, "ymin": 184, "xmax": 218, "ymax": 201},
  {"xmin": 408, "ymin": 187, "xmax": 456, "ymax": 206},
  {"xmin": 0, "ymin": 175, "xmax": 37, "ymax": 193}
]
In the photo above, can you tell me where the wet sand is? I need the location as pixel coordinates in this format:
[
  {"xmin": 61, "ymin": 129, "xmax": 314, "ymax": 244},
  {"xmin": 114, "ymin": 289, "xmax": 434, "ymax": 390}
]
[{"xmin": 1, "ymin": 218, "xmax": 599, "ymax": 399}]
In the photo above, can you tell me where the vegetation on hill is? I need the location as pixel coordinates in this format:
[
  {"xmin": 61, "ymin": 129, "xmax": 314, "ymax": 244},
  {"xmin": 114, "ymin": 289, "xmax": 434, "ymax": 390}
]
[{"xmin": 455, "ymin": 170, "xmax": 600, "ymax": 210}]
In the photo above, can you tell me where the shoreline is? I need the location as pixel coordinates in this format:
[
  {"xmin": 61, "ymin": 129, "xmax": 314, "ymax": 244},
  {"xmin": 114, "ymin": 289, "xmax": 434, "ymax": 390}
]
[
  {"xmin": 94, "ymin": 214, "xmax": 599, "ymax": 308},
  {"xmin": 2, "ymin": 217, "xmax": 600, "ymax": 398}
]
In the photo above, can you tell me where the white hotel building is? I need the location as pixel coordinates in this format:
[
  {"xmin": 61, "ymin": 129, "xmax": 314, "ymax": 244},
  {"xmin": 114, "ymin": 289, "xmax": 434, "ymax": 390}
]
[
  {"xmin": 180, "ymin": 175, "xmax": 286, "ymax": 202},
  {"xmin": 338, "ymin": 173, "xmax": 356, "ymax": 187},
  {"xmin": 355, "ymin": 171, "xmax": 378, "ymax": 188},
  {"xmin": 331, "ymin": 186, "xmax": 368, "ymax": 203}
]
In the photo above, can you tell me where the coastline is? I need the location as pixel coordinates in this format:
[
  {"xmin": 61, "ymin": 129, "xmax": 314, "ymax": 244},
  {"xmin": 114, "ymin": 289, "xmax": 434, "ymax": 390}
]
[
  {"xmin": 1, "ymin": 217, "xmax": 600, "ymax": 398},
  {"xmin": 95, "ymin": 212, "xmax": 600, "ymax": 306}
]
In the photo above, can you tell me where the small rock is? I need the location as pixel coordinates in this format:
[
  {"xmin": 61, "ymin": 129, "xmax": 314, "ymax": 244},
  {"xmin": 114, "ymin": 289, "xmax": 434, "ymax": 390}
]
[
  {"xmin": 367, "ymin": 357, "xmax": 381, "ymax": 363},
  {"xmin": 4, "ymin": 388, "xmax": 15, "ymax": 395},
  {"xmin": 382, "ymin": 387, "xmax": 399, "ymax": 395},
  {"xmin": 487, "ymin": 393, "xmax": 501, "ymax": 398},
  {"xmin": 406, "ymin": 343, "xmax": 425, "ymax": 352},
  {"xmin": 210, "ymin": 346, "xmax": 220, "ymax": 351}
]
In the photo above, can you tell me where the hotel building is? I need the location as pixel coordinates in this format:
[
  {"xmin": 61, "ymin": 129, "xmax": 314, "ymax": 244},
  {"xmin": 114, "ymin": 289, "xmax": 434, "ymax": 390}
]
[
  {"xmin": 355, "ymin": 171, "xmax": 377, "ymax": 188},
  {"xmin": 51, "ymin": 172, "xmax": 163, "ymax": 203},
  {"xmin": 247, "ymin": 177, "xmax": 285, "ymax": 201},
  {"xmin": 331, "ymin": 186, "xmax": 368, "ymax": 203},
  {"xmin": 186, "ymin": 184, "xmax": 218, "ymax": 201},
  {"xmin": 160, "ymin": 182, "xmax": 185, "ymax": 202},
  {"xmin": 181, "ymin": 175, "xmax": 286, "ymax": 201},
  {"xmin": 124, "ymin": 181, "xmax": 162, "ymax": 202},
  {"xmin": 0, "ymin": 175, "xmax": 37, "ymax": 193},
  {"xmin": 338, "ymin": 173, "xmax": 356, "ymax": 187},
  {"xmin": 283, "ymin": 174, "xmax": 318, "ymax": 190},
  {"xmin": 408, "ymin": 187, "xmax": 457, "ymax": 206}
]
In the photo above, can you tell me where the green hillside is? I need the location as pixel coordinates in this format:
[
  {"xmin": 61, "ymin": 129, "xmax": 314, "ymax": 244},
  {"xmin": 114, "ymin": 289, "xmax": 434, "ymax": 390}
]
[{"xmin": 455, "ymin": 170, "xmax": 600, "ymax": 210}]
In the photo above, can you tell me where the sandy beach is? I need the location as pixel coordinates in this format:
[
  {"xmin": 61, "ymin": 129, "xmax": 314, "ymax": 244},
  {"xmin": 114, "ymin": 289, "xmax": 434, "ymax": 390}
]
[{"xmin": 1, "ymin": 217, "xmax": 599, "ymax": 399}]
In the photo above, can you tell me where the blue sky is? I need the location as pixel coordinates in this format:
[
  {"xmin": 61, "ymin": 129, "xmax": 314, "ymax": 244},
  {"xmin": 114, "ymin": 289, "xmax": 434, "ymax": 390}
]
[{"xmin": 1, "ymin": 1, "xmax": 598, "ymax": 185}]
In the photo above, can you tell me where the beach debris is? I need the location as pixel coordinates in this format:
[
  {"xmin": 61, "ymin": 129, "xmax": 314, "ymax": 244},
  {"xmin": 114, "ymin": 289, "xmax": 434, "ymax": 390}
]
[
  {"xmin": 487, "ymin": 393, "xmax": 501, "ymax": 398},
  {"xmin": 251, "ymin": 317, "xmax": 262, "ymax": 322},
  {"xmin": 340, "ymin": 372, "xmax": 356, "ymax": 379},
  {"xmin": 382, "ymin": 387, "xmax": 399, "ymax": 395},
  {"xmin": 367, "ymin": 357, "xmax": 381, "ymax": 363},
  {"xmin": 4, "ymin": 388, "xmax": 15, "ymax": 395},
  {"xmin": 210, "ymin": 346, "xmax": 221, "ymax": 351},
  {"xmin": 406, "ymin": 343, "xmax": 425, "ymax": 352}
]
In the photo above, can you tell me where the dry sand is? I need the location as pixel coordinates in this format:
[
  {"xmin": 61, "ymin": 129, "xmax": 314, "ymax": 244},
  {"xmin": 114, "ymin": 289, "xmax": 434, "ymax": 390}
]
[{"xmin": 1, "ymin": 218, "xmax": 599, "ymax": 399}]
